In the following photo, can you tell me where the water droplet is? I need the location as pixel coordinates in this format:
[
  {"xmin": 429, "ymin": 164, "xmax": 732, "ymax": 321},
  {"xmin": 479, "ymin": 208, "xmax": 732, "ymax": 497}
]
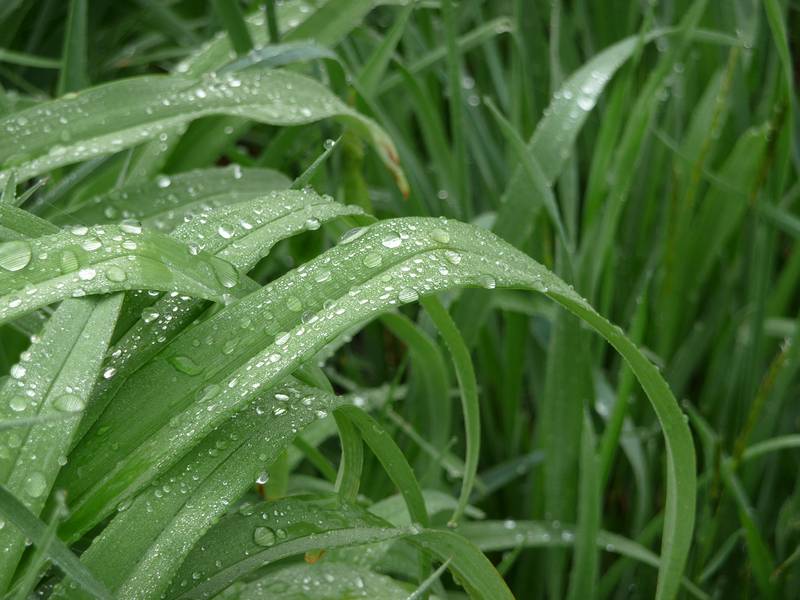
[
  {"xmin": 156, "ymin": 175, "xmax": 171, "ymax": 188},
  {"xmin": 105, "ymin": 266, "xmax": 127, "ymax": 282},
  {"xmin": 78, "ymin": 268, "xmax": 97, "ymax": 281},
  {"xmin": 169, "ymin": 355, "xmax": 203, "ymax": 376},
  {"xmin": 286, "ymin": 296, "xmax": 302, "ymax": 312},
  {"xmin": 81, "ymin": 238, "xmax": 101, "ymax": 251},
  {"xmin": 256, "ymin": 472, "xmax": 269, "ymax": 485},
  {"xmin": 142, "ymin": 308, "xmax": 160, "ymax": 323},
  {"xmin": 60, "ymin": 250, "xmax": 79, "ymax": 273},
  {"xmin": 10, "ymin": 364, "xmax": 26, "ymax": 379},
  {"xmin": 197, "ymin": 384, "xmax": 221, "ymax": 402},
  {"xmin": 381, "ymin": 232, "xmax": 402, "ymax": 248},
  {"xmin": 362, "ymin": 252, "xmax": 382, "ymax": 268},
  {"xmin": 217, "ymin": 225, "xmax": 234, "ymax": 239},
  {"xmin": 479, "ymin": 275, "xmax": 497, "ymax": 289},
  {"xmin": 304, "ymin": 217, "xmax": 321, "ymax": 231},
  {"xmin": 54, "ymin": 393, "xmax": 85, "ymax": 412},
  {"xmin": 102, "ymin": 367, "xmax": 117, "ymax": 380},
  {"xmin": 119, "ymin": 219, "xmax": 143, "ymax": 234},
  {"xmin": 314, "ymin": 270, "xmax": 331, "ymax": 283},
  {"xmin": 212, "ymin": 260, "xmax": 239, "ymax": 289},
  {"xmin": 398, "ymin": 288, "xmax": 419, "ymax": 303},
  {"xmin": 275, "ymin": 332, "xmax": 290, "ymax": 346},
  {"xmin": 9, "ymin": 396, "xmax": 26, "ymax": 412},
  {"xmin": 70, "ymin": 225, "xmax": 88, "ymax": 236},
  {"xmin": 0, "ymin": 241, "xmax": 32, "ymax": 272},
  {"xmin": 339, "ymin": 227, "xmax": 367, "ymax": 245},
  {"xmin": 430, "ymin": 228, "xmax": 450, "ymax": 244},
  {"xmin": 253, "ymin": 526, "xmax": 276, "ymax": 547},
  {"xmin": 24, "ymin": 472, "xmax": 46, "ymax": 498},
  {"xmin": 444, "ymin": 250, "xmax": 462, "ymax": 265}
]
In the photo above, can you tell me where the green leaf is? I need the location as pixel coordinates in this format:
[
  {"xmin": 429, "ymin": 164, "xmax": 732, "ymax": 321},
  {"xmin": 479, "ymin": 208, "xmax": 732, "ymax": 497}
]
[
  {"xmin": 0, "ymin": 224, "xmax": 241, "ymax": 325},
  {"xmin": 0, "ymin": 69, "xmax": 407, "ymax": 196},
  {"xmin": 50, "ymin": 166, "xmax": 290, "ymax": 232},
  {"xmin": 0, "ymin": 295, "xmax": 122, "ymax": 589},
  {"xmin": 52, "ymin": 382, "xmax": 340, "ymax": 599},
  {"xmin": 217, "ymin": 562, "xmax": 414, "ymax": 599},
  {"xmin": 0, "ymin": 484, "xmax": 111, "ymax": 599},
  {"xmin": 57, "ymin": 0, "xmax": 89, "ymax": 96},
  {"xmin": 51, "ymin": 217, "xmax": 694, "ymax": 599}
]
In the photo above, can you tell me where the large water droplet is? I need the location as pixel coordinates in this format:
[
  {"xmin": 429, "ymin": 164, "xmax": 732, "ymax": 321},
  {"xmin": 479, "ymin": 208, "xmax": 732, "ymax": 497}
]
[
  {"xmin": 362, "ymin": 252, "xmax": 382, "ymax": 268},
  {"xmin": 0, "ymin": 241, "xmax": 32, "ymax": 272},
  {"xmin": 24, "ymin": 472, "xmax": 46, "ymax": 498},
  {"xmin": 212, "ymin": 260, "xmax": 239, "ymax": 289},
  {"xmin": 169, "ymin": 355, "xmax": 203, "ymax": 376},
  {"xmin": 339, "ymin": 227, "xmax": 367, "ymax": 245},
  {"xmin": 60, "ymin": 250, "xmax": 79, "ymax": 273},
  {"xmin": 105, "ymin": 266, "xmax": 127, "ymax": 282},
  {"xmin": 381, "ymin": 232, "xmax": 402, "ymax": 248},
  {"xmin": 54, "ymin": 393, "xmax": 85, "ymax": 412},
  {"xmin": 430, "ymin": 228, "xmax": 450, "ymax": 244},
  {"xmin": 253, "ymin": 526, "xmax": 276, "ymax": 547},
  {"xmin": 9, "ymin": 396, "xmax": 26, "ymax": 412}
]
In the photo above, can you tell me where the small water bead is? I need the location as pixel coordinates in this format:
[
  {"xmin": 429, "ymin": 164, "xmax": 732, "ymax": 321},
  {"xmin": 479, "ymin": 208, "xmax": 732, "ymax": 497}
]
[
  {"xmin": 222, "ymin": 339, "xmax": 239, "ymax": 355},
  {"xmin": 577, "ymin": 96, "xmax": 595, "ymax": 111},
  {"xmin": 8, "ymin": 297, "xmax": 21, "ymax": 308},
  {"xmin": 102, "ymin": 367, "xmax": 117, "ymax": 379},
  {"xmin": 105, "ymin": 266, "xmax": 127, "ymax": 282},
  {"xmin": 323, "ymin": 138, "xmax": 336, "ymax": 150},
  {"xmin": 0, "ymin": 241, "xmax": 32, "ymax": 272},
  {"xmin": 54, "ymin": 393, "xmax": 86, "ymax": 412},
  {"xmin": 253, "ymin": 526, "xmax": 276, "ymax": 547},
  {"xmin": 380, "ymin": 232, "xmax": 402, "ymax": 249},
  {"xmin": 255, "ymin": 472, "xmax": 269, "ymax": 485},
  {"xmin": 398, "ymin": 288, "xmax": 419, "ymax": 303},
  {"xmin": 70, "ymin": 225, "xmax": 88, "ymax": 236},
  {"xmin": 275, "ymin": 332, "xmax": 290, "ymax": 346},
  {"xmin": 81, "ymin": 238, "xmax": 102, "ymax": 251},
  {"xmin": 169, "ymin": 355, "xmax": 203, "ymax": 376},
  {"xmin": 430, "ymin": 228, "xmax": 450, "ymax": 244},
  {"xmin": 197, "ymin": 384, "xmax": 221, "ymax": 402},
  {"xmin": 9, "ymin": 396, "xmax": 26, "ymax": 412},
  {"xmin": 119, "ymin": 219, "xmax": 142, "ymax": 234},
  {"xmin": 479, "ymin": 275, "xmax": 497, "ymax": 289},
  {"xmin": 362, "ymin": 252, "xmax": 382, "ymax": 268},
  {"xmin": 156, "ymin": 175, "xmax": 171, "ymax": 189},
  {"xmin": 24, "ymin": 472, "xmax": 47, "ymax": 498},
  {"xmin": 212, "ymin": 261, "xmax": 239, "ymax": 289},
  {"xmin": 60, "ymin": 250, "xmax": 79, "ymax": 273},
  {"xmin": 304, "ymin": 217, "xmax": 321, "ymax": 231},
  {"xmin": 217, "ymin": 225, "xmax": 234, "ymax": 239},
  {"xmin": 286, "ymin": 296, "xmax": 303, "ymax": 312},
  {"xmin": 444, "ymin": 250, "xmax": 462, "ymax": 265},
  {"xmin": 339, "ymin": 227, "xmax": 367, "ymax": 245},
  {"xmin": 314, "ymin": 270, "xmax": 331, "ymax": 283},
  {"xmin": 121, "ymin": 240, "xmax": 138, "ymax": 251},
  {"xmin": 78, "ymin": 268, "xmax": 97, "ymax": 281},
  {"xmin": 10, "ymin": 364, "xmax": 26, "ymax": 379},
  {"xmin": 142, "ymin": 308, "xmax": 160, "ymax": 323}
]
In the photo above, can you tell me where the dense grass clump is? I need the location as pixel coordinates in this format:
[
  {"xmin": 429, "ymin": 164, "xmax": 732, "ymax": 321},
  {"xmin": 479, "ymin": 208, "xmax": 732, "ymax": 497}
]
[{"xmin": 0, "ymin": 1, "xmax": 798, "ymax": 598}]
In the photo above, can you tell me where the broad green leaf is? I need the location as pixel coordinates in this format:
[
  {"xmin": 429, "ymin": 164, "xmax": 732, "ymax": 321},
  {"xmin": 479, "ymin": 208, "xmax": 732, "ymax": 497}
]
[
  {"xmin": 0, "ymin": 295, "xmax": 122, "ymax": 589},
  {"xmin": 0, "ymin": 69, "xmax": 407, "ymax": 195},
  {"xmin": 166, "ymin": 495, "xmax": 513, "ymax": 600},
  {"xmin": 52, "ymin": 381, "xmax": 339, "ymax": 599},
  {"xmin": 73, "ymin": 190, "xmax": 362, "ymax": 440},
  {"xmin": 50, "ymin": 166, "xmax": 290, "ymax": 231},
  {"xmin": 216, "ymin": 562, "xmax": 414, "ymax": 599},
  {"xmin": 50, "ymin": 217, "xmax": 694, "ymax": 600},
  {"xmin": 0, "ymin": 224, "xmax": 239, "ymax": 325}
]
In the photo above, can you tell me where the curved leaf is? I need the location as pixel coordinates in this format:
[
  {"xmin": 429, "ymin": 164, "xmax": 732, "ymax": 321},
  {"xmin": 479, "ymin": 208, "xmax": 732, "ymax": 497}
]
[
  {"xmin": 0, "ymin": 224, "xmax": 239, "ymax": 325},
  {"xmin": 51, "ymin": 166, "xmax": 290, "ymax": 231},
  {"xmin": 0, "ymin": 69, "xmax": 407, "ymax": 195},
  {"xmin": 50, "ymin": 217, "xmax": 693, "ymax": 599}
]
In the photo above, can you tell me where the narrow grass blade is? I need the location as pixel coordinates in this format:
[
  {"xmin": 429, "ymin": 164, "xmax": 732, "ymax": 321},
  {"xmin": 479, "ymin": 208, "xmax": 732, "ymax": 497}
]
[
  {"xmin": 421, "ymin": 296, "xmax": 479, "ymax": 526},
  {"xmin": 0, "ymin": 295, "xmax": 122, "ymax": 588},
  {"xmin": 212, "ymin": 0, "xmax": 253, "ymax": 56},
  {"xmin": 57, "ymin": 0, "xmax": 89, "ymax": 96},
  {"xmin": 0, "ymin": 484, "xmax": 111, "ymax": 599}
]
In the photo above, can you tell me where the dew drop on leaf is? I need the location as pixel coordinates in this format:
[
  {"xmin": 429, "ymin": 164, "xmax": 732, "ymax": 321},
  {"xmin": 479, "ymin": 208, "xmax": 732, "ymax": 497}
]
[
  {"xmin": 9, "ymin": 396, "xmax": 26, "ymax": 412},
  {"xmin": 430, "ymin": 228, "xmax": 450, "ymax": 244},
  {"xmin": 381, "ymin": 232, "xmax": 402, "ymax": 248},
  {"xmin": 362, "ymin": 252, "xmax": 382, "ymax": 268},
  {"xmin": 0, "ymin": 241, "xmax": 32, "ymax": 272},
  {"xmin": 24, "ymin": 472, "xmax": 46, "ymax": 498},
  {"xmin": 339, "ymin": 227, "xmax": 367, "ymax": 245},
  {"xmin": 105, "ymin": 266, "xmax": 127, "ymax": 282},
  {"xmin": 54, "ymin": 393, "xmax": 86, "ymax": 412},
  {"xmin": 169, "ymin": 355, "xmax": 203, "ymax": 376},
  {"xmin": 253, "ymin": 526, "xmax": 276, "ymax": 547},
  {"xmin": 60, "ymin": 250, "xmax": 79, "ymax": 273}
]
